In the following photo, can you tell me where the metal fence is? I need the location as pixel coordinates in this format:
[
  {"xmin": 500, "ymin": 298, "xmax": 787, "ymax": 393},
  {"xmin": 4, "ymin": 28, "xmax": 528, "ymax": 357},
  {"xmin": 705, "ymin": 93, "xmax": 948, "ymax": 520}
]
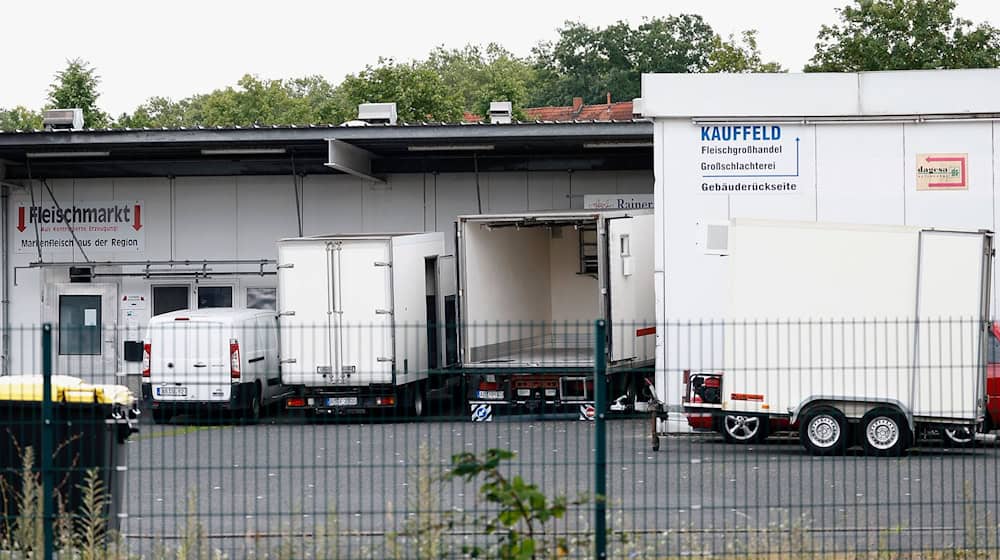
[{"xmin": 0, "ymin": 319, "xmax": 998, "ymax": 559}]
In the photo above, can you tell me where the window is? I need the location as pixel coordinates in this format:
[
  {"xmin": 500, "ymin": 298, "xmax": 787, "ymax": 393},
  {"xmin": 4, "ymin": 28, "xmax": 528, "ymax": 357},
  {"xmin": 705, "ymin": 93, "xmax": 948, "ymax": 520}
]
[
  {"xmin": 198, "ymin": 286, "xmax": 233, "ymax": 309},
  {"xmin": 247, "ymin": 287, "xmax": 277, "ymax": 310},
  {"xmin": 152, "ymin": 285, "xmax": 189, "ymax": 316},
  {"xmin": 59, "ymin": 295, "xmax": 101, "ymax": 355}
]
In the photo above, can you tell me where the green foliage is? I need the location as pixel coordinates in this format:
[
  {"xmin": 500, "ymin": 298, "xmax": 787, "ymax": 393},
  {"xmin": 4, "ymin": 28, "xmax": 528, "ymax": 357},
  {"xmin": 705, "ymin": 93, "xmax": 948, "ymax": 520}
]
[
  {"xmin": 426, "ymin": 44, "xmax": 535, "ymax": 120},
  {"xmin": 806, "ymin": 0, "xmax": 1000, "ymax": 72},
  {"xmin": 529, "ymin": 16, "xmax": 717, "ymax": 106},
  {"xmin": 47, "ymin": 58, "xmax": 110, "ymax": 128},
  {"xmin": 337, "ymin": 58, "xmax": 464, "ymax": 123},
  {"xmin": 449, "ymin": 448, "xmax": 583, "ymax": 559},
  {"xmin": 708, "ymin": 30, "xmax": 785, "ymax": 73},
  {"xmin": 0, "ymin": 106, "xmax": 43, "ymax": 131},
  {"xmin": 119, "ymin": 74, "xmax": 346, "ymax": 128},
  {"xmin": 74, "ymin": 469, "xmax": 110, "ymax": 560}
]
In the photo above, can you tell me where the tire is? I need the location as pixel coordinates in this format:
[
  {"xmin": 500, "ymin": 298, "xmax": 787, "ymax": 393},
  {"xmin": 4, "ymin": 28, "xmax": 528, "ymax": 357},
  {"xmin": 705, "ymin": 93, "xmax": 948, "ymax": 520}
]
[
  {"xmin": 721, "ymin": 414, "xmax": 767, "ymax": 444},
  {"xmin": 799, "ymin": 406, "xmax": 850, "ymax": 456},
  {"xmin": 244, "ymin": 384, "xmax": 261, "ymax": 424},
  {"xmin": 943, "ymin": 425, "xmax": 977, "ymax": 448},
  {"xmin": 860, "ymin": 407, "xmax": 911, "ymax": 457},
  {"xmin": 151, "ymin": 408, "xmax": 171, "ymax": 425},
  {"xmin": 411, "ymin": 383, "xmax": 426, "ymax": 418}
]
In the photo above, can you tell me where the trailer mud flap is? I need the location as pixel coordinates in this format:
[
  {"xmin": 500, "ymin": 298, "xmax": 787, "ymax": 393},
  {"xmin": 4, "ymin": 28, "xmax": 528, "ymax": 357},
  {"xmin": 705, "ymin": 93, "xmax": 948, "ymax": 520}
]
[
  {"xmin": 471, "ymin": 404, "xmax": 493, "ymax": 422},
  {"xmin": 579, "ymin": 404, "xmax": 596, "ymax": 421}
]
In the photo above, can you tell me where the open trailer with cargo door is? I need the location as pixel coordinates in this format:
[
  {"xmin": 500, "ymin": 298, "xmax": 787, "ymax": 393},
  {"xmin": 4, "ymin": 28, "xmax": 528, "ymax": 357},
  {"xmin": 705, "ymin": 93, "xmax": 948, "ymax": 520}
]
[
  {"xmin": 277, "ymin": 232, "xmax": 455, "ymax": 416},
  {"xmin": 457, "ymin": 210, "xmax": 655, "ymax": 421}
]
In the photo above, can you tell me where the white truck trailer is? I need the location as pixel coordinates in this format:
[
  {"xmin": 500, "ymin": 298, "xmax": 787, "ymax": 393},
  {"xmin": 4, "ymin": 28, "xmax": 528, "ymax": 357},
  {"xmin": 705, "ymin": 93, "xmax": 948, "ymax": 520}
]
[
  {"xmin": 457, "ymin": 210, "xmax": 655, "ymax": 421},
  {"xmin": 277, "ymin": 232, "xmax": 457, "ymax": 416},
  {"xmin": 676, "ymin": 219, "xmax": 993, "ymax": 455}
]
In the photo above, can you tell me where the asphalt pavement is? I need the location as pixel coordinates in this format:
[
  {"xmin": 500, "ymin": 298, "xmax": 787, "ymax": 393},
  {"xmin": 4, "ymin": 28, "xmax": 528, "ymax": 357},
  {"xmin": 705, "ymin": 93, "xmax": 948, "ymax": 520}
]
[{"xmin": 118, "ymin": 415, "xmax": 1000, "ymax": 558}]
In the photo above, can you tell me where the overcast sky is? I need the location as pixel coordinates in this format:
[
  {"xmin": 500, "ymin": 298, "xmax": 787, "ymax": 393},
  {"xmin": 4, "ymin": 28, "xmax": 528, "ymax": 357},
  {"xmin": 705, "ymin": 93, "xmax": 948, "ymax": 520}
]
[{"xmin": 1, "ymin": 0, "xmax": 997, "ymax": 117}]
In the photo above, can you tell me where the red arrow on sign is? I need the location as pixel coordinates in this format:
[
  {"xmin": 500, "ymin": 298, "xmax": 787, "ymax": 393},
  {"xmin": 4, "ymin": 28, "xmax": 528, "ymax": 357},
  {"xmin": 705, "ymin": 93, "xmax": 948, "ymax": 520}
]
[
  {"xmin": 925, "ymin": 156, "xmax": 966, "ymax": 188},
  {"xmin": 16, "ymin": 207, "xmax": 25, "ymax": 232},
  {"xmin": 132, "ymin": 204, "xmax": 142, "ymax": 231}
]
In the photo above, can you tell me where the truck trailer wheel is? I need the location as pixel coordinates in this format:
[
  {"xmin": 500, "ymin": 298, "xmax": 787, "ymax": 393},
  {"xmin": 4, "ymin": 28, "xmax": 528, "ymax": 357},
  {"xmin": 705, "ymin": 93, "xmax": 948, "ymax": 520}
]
[
  {"xmin": 942, "ymin": 425, "xmax": 977, "ymax": 448},
  {"xmin": 407, "ymin": 383, "xmax": 426, "ymax": 418},
  {"xmin": 721, "ymin": 414, "xmax": 767, "ymax": 444},
  {"xmin": 860, "ymin": 407, "xmax": 910, "ymax": 456},
  {"xmin": 799, "ymin": 406, "xmax": 850, "ymax": 456}
]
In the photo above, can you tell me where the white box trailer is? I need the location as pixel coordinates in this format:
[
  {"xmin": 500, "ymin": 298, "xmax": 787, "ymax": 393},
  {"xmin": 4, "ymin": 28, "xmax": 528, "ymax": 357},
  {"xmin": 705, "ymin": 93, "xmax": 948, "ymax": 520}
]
[
  {"xmin": 276, "ymin": 232, "xmax": 457, "ymax": 416},
  {"xmin": 681, "ymin": 219, "xmax": 993, "ymax": 455},
  {"xmin": 457, "ymin": 210, "xmax": 655, "ymax": 421},
  {"xmin": 642, "ymin": 70, "xmax": 1000, "ymax": 432}
]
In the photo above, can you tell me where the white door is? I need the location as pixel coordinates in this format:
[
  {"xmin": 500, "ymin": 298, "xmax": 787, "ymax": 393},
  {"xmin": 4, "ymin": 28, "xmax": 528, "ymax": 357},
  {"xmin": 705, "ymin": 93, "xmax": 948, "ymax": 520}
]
[
  {"xmin": 435, "ymin": 255, "xmax": 458, "ymax": 368},
  {"xmin": 606, "ymin": 215, "xmax": 656, "ymax": 363},
  {"xmin": 46, "ymin": 283, "xmax": 119, "ymax": 383},
  {"xmin": 332, "ymin": 240, "xmax": 394, "ymax": 385}
]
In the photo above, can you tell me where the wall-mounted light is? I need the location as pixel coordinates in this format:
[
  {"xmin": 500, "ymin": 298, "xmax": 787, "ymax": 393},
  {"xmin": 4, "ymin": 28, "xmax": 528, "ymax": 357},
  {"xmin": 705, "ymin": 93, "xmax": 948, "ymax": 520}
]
[
  {"xmin": 25, "ymin": 151, "xmax": 110, "ymax": 158},
  {"xmin": 200, "ymin": 148, "xmax": 287, "ymax": 155},
  {"xmin": 407, "ymin": 144, "xmax": 495, "ymax": 152}
]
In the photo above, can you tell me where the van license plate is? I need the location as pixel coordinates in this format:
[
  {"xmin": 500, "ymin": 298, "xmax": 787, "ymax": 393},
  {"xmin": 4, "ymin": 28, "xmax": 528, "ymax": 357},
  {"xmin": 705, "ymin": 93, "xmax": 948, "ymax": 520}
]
[
  {"xmin": 326, "ymin": 397, "xmax": 357, "ymax": 407},
  {"xmin": 157, "ymin": 386, "xmax": 187, "ymax": 397}
]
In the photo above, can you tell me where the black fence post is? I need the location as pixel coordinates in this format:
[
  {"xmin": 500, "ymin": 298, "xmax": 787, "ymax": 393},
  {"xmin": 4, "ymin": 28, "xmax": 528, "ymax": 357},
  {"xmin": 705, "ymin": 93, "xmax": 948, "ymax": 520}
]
[
  {"xmin": 594, "ymin": 319, "xmax": 607, "ymax": 559},
  {"xmin": 41, "ymin": 323, "xmax": 54, "ymax": 560}
]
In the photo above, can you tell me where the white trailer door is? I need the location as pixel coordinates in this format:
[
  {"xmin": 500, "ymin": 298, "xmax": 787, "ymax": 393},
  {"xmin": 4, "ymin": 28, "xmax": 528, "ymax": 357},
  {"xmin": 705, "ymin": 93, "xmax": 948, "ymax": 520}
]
[
  {"xmin": 913, "ymin": 230, "xmax": 990, "ymax": 419},
  {"xmin": 607, "ymin": 214, "xmax": 656, "ymax": 363},
  {"xmin": 436, "ymin": 255, "xmax": 459, "ymax": 368},
  {"xmin": 333, "ymin": 240, "xmax": 394, "ymax": 385}
]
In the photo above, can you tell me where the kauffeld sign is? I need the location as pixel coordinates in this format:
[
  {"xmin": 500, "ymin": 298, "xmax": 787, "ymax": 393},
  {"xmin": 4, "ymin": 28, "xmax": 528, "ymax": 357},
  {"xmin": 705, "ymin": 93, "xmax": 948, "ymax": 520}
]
[{"xmin": 15, "ymin": 200, "xmax": 145, "ymax": 254}]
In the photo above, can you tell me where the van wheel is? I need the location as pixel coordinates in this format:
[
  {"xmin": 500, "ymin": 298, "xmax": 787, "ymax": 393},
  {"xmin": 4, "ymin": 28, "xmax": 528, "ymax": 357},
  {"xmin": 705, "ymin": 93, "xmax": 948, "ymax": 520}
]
[
  {"xmin": 799, "ymin": 406, "xmax": 850, "ymax": 456},
  {"xmin": 861, "ymin": 407, "xmax": 910, "ymax": 456},
  {"xmin": 152, "ymin": 408, "xmax": 171, "ymax": 425},
  {"xmin": 245, "ymin": 384, "xmax": 262, "ymax": 424}
]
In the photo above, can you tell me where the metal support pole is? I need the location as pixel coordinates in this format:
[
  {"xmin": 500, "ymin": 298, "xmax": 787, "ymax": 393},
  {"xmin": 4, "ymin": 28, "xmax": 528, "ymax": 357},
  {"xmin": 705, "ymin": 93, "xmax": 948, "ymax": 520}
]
[
  {"xmin": 41, "ymin": 323, "xmax": 54, "ymax": 560},
  {"xmin": 593, "ymin": 319, "xmax": 607, "ymax": 559}
]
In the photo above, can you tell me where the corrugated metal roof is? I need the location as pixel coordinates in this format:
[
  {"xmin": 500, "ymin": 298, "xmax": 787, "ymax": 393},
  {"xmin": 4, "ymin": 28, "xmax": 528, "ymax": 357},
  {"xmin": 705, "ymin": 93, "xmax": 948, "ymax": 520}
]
[{"xmin": 0, "ymin": 118, "xmax": 650, "ymax": 135}]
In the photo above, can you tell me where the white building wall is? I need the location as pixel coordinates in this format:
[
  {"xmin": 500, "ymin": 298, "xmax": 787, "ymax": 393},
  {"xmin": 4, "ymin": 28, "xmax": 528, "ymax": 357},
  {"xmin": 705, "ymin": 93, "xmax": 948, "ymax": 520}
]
[{"xmin": 5, "ymin": 169, "xmax": 652, "ymax": 375}]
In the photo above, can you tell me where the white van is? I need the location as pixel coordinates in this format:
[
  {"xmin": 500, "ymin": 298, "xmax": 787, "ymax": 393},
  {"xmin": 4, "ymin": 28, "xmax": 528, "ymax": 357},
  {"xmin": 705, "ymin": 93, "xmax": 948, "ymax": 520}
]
[{"xmin": 141, "ymin": 308, "xmax": 285, "ymax": 423}]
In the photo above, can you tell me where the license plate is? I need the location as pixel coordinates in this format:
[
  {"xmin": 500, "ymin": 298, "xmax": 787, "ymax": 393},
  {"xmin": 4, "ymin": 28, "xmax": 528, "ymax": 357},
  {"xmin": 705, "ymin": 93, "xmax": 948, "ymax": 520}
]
[
  {"xmin": 477, "ymin": 390, "xmax": 504, "ymax": 400},
  {"xmin": 157, "ymin": 386, "xmax": 187, "ymax": 397},
  {"xmin": 326, "ymin": 397, "xmax": 357, "ymax": 407}
]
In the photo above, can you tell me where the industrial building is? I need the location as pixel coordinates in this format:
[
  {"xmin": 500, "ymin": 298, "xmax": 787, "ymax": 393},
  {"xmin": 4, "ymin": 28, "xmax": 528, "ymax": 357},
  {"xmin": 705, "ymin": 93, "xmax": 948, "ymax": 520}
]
[{"xmin": 0, "ymin": 103, "xmax": 653, "ymax": 380}]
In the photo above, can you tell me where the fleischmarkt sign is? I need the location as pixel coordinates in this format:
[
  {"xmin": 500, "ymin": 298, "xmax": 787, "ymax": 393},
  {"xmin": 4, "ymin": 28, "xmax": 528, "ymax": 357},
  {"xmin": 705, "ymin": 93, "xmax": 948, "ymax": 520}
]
[
  {"xmin": 15, "ymin": 200, "xmax": 145, "ymax": 254},
  {"xmin": 916, "ymin": 153, "xmax": 967, "ymax": 191}
]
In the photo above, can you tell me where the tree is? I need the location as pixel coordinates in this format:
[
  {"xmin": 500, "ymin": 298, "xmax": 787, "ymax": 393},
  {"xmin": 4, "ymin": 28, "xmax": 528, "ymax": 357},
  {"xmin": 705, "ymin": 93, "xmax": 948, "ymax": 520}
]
[
  {"xmin": 426, "ymin": 44, "xmax": 535, "ymax": 119},
  {"xmin": 805, "ymin": 0, "xmax": 1000, "ymax": 72},
  {"xmin": 117, "ymin": 74, "xmax": 345, "ymax": 128},
  {"xmin": 529, "ymin": 16, "xmax": 717, "ymax": 106},
  {"xmin": 708, "ymin": 30, "xmax": 784, "ymax": 73},
  {"xmin": 47, "ymin": 58, "xmax": 109, "ymax": 128},
  {"xmin": 0, "ymin": 106, "xmax": 43, "ymax": 131},
  {"xmin": 335, "ymin": 58, "xmax": 464, "ymax": 123}
]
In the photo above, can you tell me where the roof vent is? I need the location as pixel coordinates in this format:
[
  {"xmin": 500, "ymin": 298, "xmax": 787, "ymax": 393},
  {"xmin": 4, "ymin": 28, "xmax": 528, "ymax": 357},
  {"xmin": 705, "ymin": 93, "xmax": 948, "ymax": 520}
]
[
  {"xmin": 488, "ymin": 101, "xmax": 512, "ymax": 124},
  {"xmin": 42, "ymin": 108, "xmax": 84, "ymax": 131},
  {"xmin": 357, "ymin": 103, "xmax": 397, "ymax": 125},
  {"xmin": 631, "ymin": 98, "xmax": 644, "ymax": 118}
]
